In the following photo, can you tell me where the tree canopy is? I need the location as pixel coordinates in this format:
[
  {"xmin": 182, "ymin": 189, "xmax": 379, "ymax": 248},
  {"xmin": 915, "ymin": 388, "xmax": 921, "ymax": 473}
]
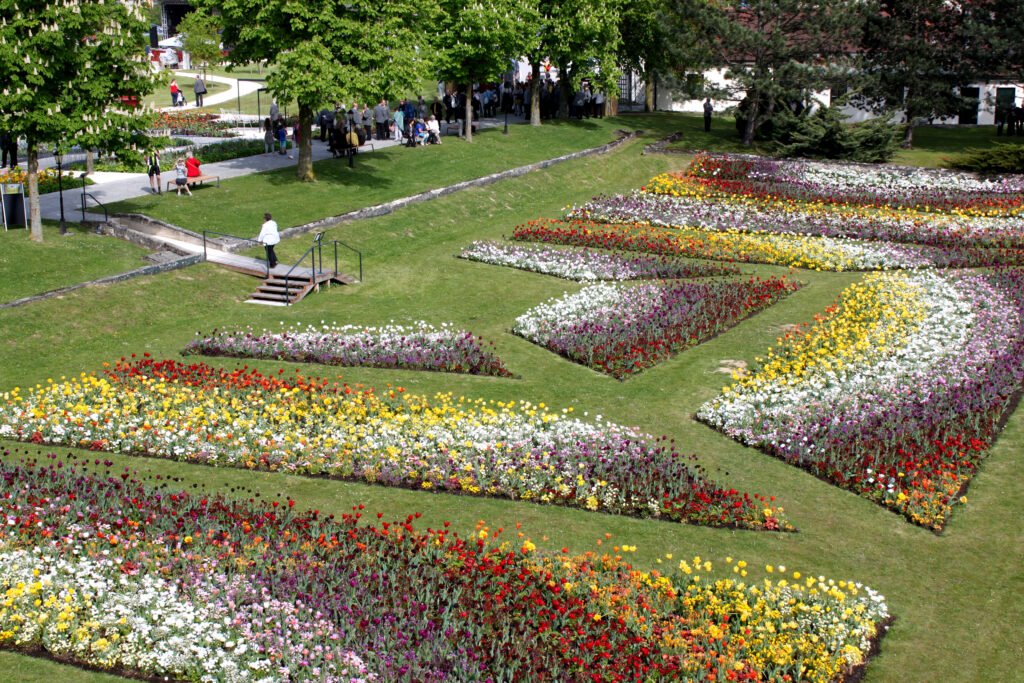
[
  {"xmin": 0, "ymin": 0, "xmax": 156, "ymax": 240},
  {"xmin": 202, "ymin": 0, "xmax": 433, "ymax": 179}
]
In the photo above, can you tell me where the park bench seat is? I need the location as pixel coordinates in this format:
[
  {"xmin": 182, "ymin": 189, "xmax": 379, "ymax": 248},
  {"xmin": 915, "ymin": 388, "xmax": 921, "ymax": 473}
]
[{"xmin": 167, "ymin": 173, "xmax": 220, "ymax": 192}]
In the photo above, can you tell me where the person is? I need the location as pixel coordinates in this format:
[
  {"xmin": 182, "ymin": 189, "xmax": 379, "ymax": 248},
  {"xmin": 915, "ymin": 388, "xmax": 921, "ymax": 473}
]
[
  {"xmin": 430, "ymin": 96, "xmax": 444, "ymax": 123},
  {"xmin": 257, "ymin": 212, "xmax": 280, "ymax": 269},
  {"xmin": 262, "ymin": 117, "xmax": 275, "ymax": 155},
  {"xmin": 393, "ymin": 106, "xmax": 405, "ymax": 141},
  {"xmin": 185, "ymin": 151, "xmax": 201, "ymax": 178},
  {"xmin": 1006, "ymin": 105, "xmax": 1017, "ymax": 137},
  {"xmin": 413, "ymin": 118, "xmax": 427, "ymax": 146},
  {"xmin": 146, "ymin": 150, "xmax": 162, "ymax": 194},
  {"xmin": 269, "ymin": 100, "xmax": 281, "ymax": 124},
  {"xmin": 193, "ymin": 76, "xmax": 207, "ymax": 108},
  {"xmin": 417, "ymin": 95, "xmax": 428, "ymax": 120},
  {"xmin": 443, "ymin": 90, "xmax": 454, "ymax": 124},
  {"xmin": 361, "ymin": 104, "xmax": 373, "ymax": 141},
  {"xmin": 173, "ymin": 157, "xmax": 192, "ymax": 196},
  {"xmin": 318, "ymin": 107, "xmax": 331, "ymax": 142},
  {"xmin": 170, "ymin": 79, "xmax": 181, "ymax": 107},
  {"xmin": 703, "ymin": 98, "xmax": 714, "ymax": 132},
  {"xmin": 593, "ymin": 90, "xmax": 606, "ymax": 119},
  {"xmin": 373, "ymin": 100, "xmax": 390, "ymax": 141},
  {"xmin": 277, "ymin": 120, "xmax": 288, "ymax": 155},
  {"xmin": 425, "ymin": 115, "xmax": 441, "ymax": 145},
  {"xmin": 1, "ymin": 130, "xmax": 16, "ymax": 168}
]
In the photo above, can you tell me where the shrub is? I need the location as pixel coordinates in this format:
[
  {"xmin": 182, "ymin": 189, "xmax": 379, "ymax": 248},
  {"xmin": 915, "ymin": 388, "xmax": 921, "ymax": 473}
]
[
  {"xmin": 943, "ymin": 144, "xmax": 1024, "ymax": 175},
  {"xmin": 772, "ymin": 105, "xmax": 900, "ymax": 163}
]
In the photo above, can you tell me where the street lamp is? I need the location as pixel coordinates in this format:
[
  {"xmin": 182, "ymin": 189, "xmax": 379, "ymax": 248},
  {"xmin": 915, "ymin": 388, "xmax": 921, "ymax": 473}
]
[{"xmin": 54, "ymin": 147, "xmax": 67, "ymax": 235}]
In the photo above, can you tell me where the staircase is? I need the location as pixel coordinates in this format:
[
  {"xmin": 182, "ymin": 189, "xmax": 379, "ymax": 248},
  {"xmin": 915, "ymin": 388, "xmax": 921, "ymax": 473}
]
[{"xmin": 248, "ymin": 268, "xmax": 358, "ymax": 306}]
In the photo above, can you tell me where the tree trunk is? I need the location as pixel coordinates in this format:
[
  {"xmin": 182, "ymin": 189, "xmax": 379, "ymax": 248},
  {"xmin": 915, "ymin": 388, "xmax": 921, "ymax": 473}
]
[
  {"xmin": 644, "ymin": 74, "xmax": 654, "ymax": 112},
  {"xmin": 742, "ymin": 103, "xmax": 758, "ymax": 146},
  {"xmin": 296, "ymin": 103, "xmax": 314, "ymax": 181},
  {"xmin": 902, "ymin": 121, "xmax": 915, "ymax": 149},
  {"xmin": 27, "ymin": 142, "xmax": 41, "ymax": 242},
  {"xmin": 86, "ymin": 149, "xmax": 94, "ymax": 174},
  {"xmin": 558, "ymin": 65, "xmax": 573, "ymax": 120},
  {"xmin": 465, "ymin": 78, "xmax": 473, "ymax": 143},
  {"xmin": 530, "ymin": 62, "xmax": 541, "ymax": 127}
]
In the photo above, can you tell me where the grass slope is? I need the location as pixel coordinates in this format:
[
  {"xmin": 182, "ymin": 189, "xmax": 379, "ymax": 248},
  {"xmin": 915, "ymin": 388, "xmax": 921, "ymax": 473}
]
[
  {"xmin": 0, "ymin": 122, "xmax": 1021, "ymax": 681},
  {"xmin": 0, "ymin": 221, "xmax": 150, "ymax": 304}
]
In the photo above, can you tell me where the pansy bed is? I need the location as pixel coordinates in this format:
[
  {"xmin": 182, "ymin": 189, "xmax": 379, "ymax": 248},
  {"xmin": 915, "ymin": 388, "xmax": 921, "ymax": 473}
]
[
  {"xmin": 0, "ymin": 357, "xmax": 788, "ymax": 530},
  {"xmin": 511, "ymin": 219, "xmax": 1017, "ymax": 272},
  {"xmin": 698, "ymin": 268, "xmax": 1024, "ymax": 530},
  {"xmin": 0, "ymin": 454, "xmax": 889, "ymax": 682},
  {"xmin": 671, "ymin": 152, "xmax": 1024, "ymax": 217},
  {"xmin": 184, "ymin": 321, "xmax": 514, "ymax": 377},
  {"xmin": 513, "ymin": 276, "xmax": 800, "ymax": 379},
  {"xmin": 458, "ymin": 240, "xmax": 738, "ymax": 281}
]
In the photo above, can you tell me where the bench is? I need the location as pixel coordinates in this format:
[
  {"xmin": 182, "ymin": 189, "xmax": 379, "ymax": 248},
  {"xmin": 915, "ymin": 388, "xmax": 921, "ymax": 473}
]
[{"xmin": 167, "ymin": 173, "xmax": 220, "ymax": 192}]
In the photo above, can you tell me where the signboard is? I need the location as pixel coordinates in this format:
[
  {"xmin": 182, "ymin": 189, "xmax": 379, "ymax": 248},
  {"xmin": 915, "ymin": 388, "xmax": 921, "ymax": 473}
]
[{"xmin": 1, "ymin": 182, "xmax": 25, "ymax": 230}]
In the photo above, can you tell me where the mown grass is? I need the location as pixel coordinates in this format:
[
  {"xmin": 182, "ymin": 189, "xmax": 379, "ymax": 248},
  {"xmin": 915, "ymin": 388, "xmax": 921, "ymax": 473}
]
[
  {"xmin": 0, "ymin": 221, "xmax": 150, "ymax": 303},
  {"xmin": 106, "ymin": 115, "xmax": 680, "ymax": 238},
  {"xmin": 1, "ymin": 125, "xmax": 1022, "ymax": 682}
]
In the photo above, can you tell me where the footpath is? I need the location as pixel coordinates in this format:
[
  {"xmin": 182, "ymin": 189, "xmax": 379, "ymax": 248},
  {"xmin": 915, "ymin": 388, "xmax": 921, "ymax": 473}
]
[{"xmin": 39, "ymin": 112, "xmax": 520, "ymax": 223}]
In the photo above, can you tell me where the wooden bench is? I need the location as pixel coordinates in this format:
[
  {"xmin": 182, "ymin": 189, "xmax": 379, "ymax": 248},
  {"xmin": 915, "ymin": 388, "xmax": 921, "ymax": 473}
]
[{"xmin": 167, "ymin": 174, "xmax": 220, "ymax": 192}]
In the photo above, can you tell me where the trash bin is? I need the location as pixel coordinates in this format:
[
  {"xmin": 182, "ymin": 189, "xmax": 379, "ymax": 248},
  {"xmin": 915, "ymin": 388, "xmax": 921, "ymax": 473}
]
[{"xmin": 1, "ymin": 183, "xmax": 25, "ymax": 229}]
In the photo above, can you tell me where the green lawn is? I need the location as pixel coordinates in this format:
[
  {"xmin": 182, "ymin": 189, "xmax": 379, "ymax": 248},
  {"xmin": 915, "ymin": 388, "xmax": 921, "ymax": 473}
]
[
  {"xmin": 1, "ymin": 121, "xmax": 1022, "ymax": 681},
  {"xmin": 0, "ymin": 220, "xmax": 150, "ymax": 303},
  {"xmin": 144, "ymin": 75, "xmax": 230, "ymax": 110},
  {"xmin": 106, "ymin": 115, "xmax": 680, "ymax": 238}
]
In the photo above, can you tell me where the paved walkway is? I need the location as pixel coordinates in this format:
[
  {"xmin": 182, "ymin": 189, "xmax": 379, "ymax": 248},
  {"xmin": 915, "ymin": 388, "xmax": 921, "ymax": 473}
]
[
  {"xmin": 39, "ymin": 136, "xmax": 400, "ymax": 222},
  {"xmin": 160, "ymin": 71, "xmax": 263, "ymax": 112},
  {"xmin": 39, "ymin": 115, "xmax": 520, "ymax": 222}
]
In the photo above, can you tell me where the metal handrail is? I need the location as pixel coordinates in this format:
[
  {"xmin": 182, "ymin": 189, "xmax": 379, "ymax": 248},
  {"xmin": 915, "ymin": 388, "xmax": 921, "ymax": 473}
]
[
  {"xmin": 279, "ymin": 239, "xmax": 362, "ymax": 305},
  {"xmin": 78, "ymin": 192, "xmax": 108, "ymax": 224},
  {"xmin": 202, "ymin": 230, "xmax": 269, "ymax": 278},
  {"xmin": 333, "ymin": 240, "xmax": 363, "ymax": 282}
]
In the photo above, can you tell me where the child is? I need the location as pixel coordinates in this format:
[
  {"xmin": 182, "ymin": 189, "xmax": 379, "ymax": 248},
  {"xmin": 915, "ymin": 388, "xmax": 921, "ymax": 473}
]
[
  {"xmin": 173, "ymin": 158, "xmax": 192, "ymax": 196},
  {"xmin": 146, "ymin": 150, "xmax": 162, "ymax": 194},
  {"xmin": 277, "ymin": 122, "xmax": 288, "ymax": 155}
]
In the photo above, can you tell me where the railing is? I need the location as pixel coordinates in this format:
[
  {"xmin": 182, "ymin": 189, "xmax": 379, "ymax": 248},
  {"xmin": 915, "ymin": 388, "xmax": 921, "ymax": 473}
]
[
  {"xmin": 281, "ymin": 239, "xmax": 362, "ymax": 306},
  {"xmin": 201, "ymin": 230, "xmax": 270, "ymax": 278},
  {"xmin": 78, "ymin": 191, "xmax": 108, "ymax": 225}
]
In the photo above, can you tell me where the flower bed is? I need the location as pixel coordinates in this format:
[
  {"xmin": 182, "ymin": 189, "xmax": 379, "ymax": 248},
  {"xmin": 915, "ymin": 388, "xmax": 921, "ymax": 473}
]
[
  {"xmin": 459, "ymin": 240, "xmax": 737, "ymax": 280},
  {"xmin": 513, "ymin": 277, "xmax": 800, "ymax": 378},
  {"xmin": 567, "ymin": 189, "xmax": 1024, "ymax": 250},
  {"xmin": 511, "ymin": 219, "xmax": 1022, "ymax": 271},
  {"xmin": 183, "ymin": 321, "xmax": 514, "ymax": 377},
  {"xmin": 153, "ymin": 111, "xmax": 236, "ymax": 137},
  {"xmin": 668, "ymin": 152, "xmax": 1024, "ymax": 216},
  {"xmin": 0, "ymin": 455, "xmax": 889, "ymax": 682},
  {"xmin": 0, "ymin": 357, "xmax": 788, "ymax": 529},
  {"xmin": 0, "ymin": 167, "xmax": 91, "ymax": 196},
  {"xmin": 697, "ymin": 269, "xmax": 1024, "ymax": 530}
]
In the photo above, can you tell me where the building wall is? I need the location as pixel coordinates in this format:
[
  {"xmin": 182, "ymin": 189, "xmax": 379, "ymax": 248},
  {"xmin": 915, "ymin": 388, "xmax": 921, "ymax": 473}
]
[{"xmin": 650, "ymin": 68, "xmax": 1024, "ymax": 126}]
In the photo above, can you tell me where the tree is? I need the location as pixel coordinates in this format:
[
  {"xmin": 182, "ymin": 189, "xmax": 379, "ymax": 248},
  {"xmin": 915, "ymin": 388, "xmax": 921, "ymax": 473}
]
[
  {"xmin": 524, "ymin": 0, "xmax": 620, "ymax": 126},
  {"xmin": 435, "ymin": 0, "xmax": 539, "ymax": 142},
  {"xmin": 547, "ymin": 0, "xmax": 621, "ymax": 119},
  {"xmin": 852, "ymin": 1, "xmax": 985, "ymax": 148},
  {"xmin": 0, "ymin": 0, "xmax": 156, "ymax": 241},
  {"xmin": 618, "ymin": 0, "xmax": 669, "ymax": 112},
  {"xmin": 177, "ymin": 9, "xmax": 223, "ymax": 76},
  {"xmin": 666, "ymin": 0, "xmax": 863, "ymax": 145},
  {"xmin": 205, "ymin": 0, "xmax": 433, "ymax": 180}
]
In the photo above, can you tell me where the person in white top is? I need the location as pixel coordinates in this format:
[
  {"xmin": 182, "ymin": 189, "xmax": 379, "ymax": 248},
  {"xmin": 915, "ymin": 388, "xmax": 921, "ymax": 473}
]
[
  {"xmin": 425, "ymin": 115, "xmax": 441, "ymax": 145},
  {"xmin": 257, "ymin": 212, "xmax": 280, "ymax": 268}
]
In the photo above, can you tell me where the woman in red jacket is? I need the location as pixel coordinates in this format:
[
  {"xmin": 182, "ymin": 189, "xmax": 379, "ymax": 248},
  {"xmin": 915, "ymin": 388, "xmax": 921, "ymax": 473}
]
[{"xmin": 185, "ymin": 151, "xmax": 201, "ymax": 178}]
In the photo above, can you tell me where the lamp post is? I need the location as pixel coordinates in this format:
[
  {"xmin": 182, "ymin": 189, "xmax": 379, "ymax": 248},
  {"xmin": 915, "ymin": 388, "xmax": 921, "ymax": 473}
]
[{"xmin": 54, "ymin": 147, "xmax": 67, "ymax": 235}]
